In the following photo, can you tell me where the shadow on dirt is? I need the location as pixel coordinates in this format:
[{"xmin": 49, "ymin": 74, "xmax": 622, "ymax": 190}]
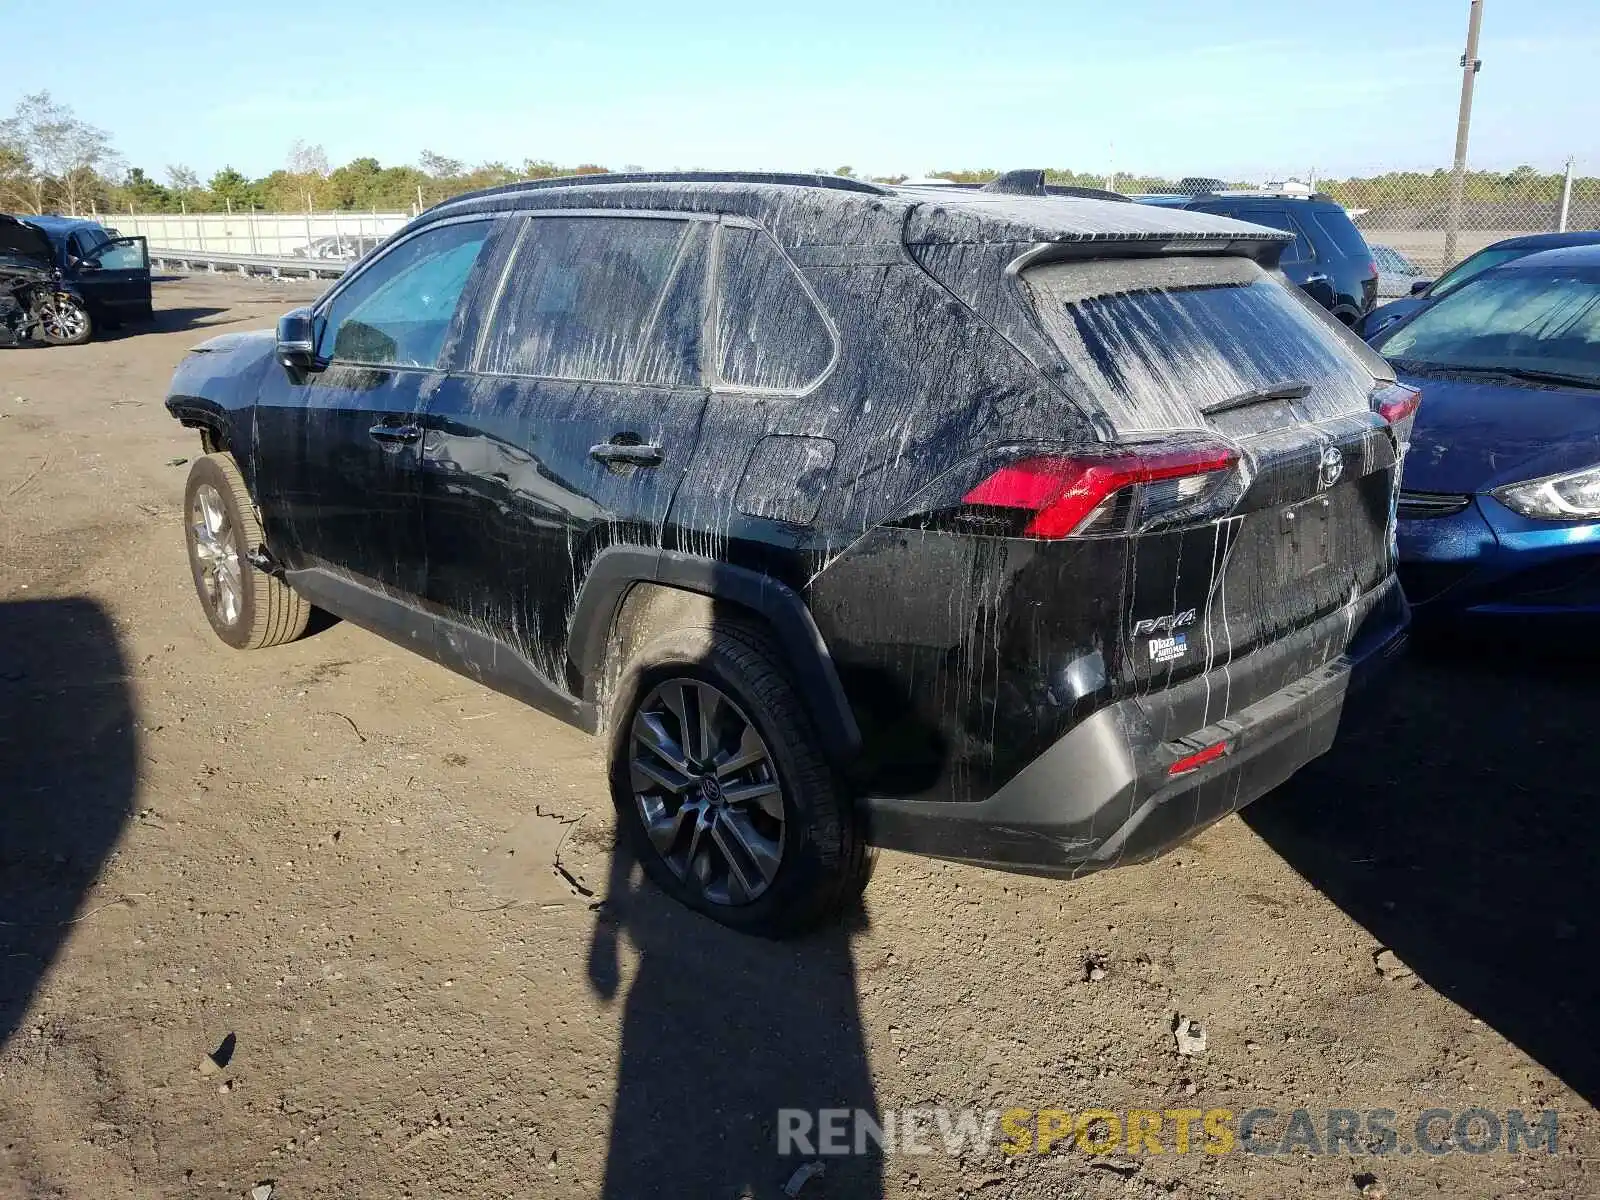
[
  {"xmin": 1245, "ymin": 628, "xmax": 1600, "ymax": 1106},
  {"xmin": 0, "ymin": 598, "xmax": 137, "ymax": 1049},
  {"xmin": 109, "ymin": 306, "xmax": 234, "ymax": 338},
  {"xmin": 587, "ymin": 846, "xmax": 883, "ymax": 1199}
]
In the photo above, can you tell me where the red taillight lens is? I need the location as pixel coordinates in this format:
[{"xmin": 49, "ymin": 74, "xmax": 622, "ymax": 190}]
[
  {"xmin": 1168, "ymin": 740, "xmax": 1230, "ymax": 776},
  {"xmin": 1373, "ymin": 382, "xmax": 1421, "ymax": 425},
  {"xmin": 1368, "ymin": 259, "xmax": 1379, "ymax": 278},
  {"xmin": 962, "ymin": 442, "xmax": 1240, "ymax": 539}
]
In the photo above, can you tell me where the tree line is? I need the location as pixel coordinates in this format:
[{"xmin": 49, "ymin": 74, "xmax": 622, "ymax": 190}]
[{"xmin": 2, "ymin": 91, "xmax": 1593, "ymax": 218}]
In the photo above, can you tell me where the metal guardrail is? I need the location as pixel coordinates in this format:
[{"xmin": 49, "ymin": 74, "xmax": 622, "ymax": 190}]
[{"xmin": 149, "ymin": 248, "xmax": 350, "ymax": 279}]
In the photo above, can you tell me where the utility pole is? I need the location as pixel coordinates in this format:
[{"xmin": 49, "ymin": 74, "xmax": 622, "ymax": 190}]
[
  {"xmin": 1444, "ymin": 0, "xmax": 1484, "ymax": 268},
  {"xmin": 1558, "ymin": 157, "xmax": 1574, "ymax": 232}
]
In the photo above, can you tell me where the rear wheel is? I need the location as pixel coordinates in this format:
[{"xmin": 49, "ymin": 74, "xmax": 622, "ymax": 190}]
[
  {"xmin": 183, "ymin": 453, "xmax": 310, "ymax": 650},
  {"xmin": 37, "ymin": 295, "xmax": 92, "ymax": 345},
  {"xmin": 608, "ymin": 621, "xmax": 872, "ymax": 937}
]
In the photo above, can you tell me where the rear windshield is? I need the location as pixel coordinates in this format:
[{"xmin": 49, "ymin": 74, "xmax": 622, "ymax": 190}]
[{"xmin": 1024, "ymin": 257, "xmax": 1382, "ymax": 433}]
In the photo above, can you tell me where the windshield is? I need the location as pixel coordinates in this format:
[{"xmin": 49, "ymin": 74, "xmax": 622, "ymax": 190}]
[
  {"xmin": 1429, "ymin": 247, "xmax": 1526, "ymax": 297},
  {"xmin": 1379, "ymin": 267, "xmax": 1600, "ymax": 387}
]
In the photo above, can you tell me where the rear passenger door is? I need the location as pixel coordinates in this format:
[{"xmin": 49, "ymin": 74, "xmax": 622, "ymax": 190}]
[
  {"xmin": 1201, "ymin": 203, "xmax": 1334, "ymax": 311},
  {"xmin": 418, "ymin": 212, "xmax": 711, "ymax": 676}
]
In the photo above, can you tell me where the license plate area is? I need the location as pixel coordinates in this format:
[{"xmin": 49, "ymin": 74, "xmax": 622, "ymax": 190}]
[{"xmin": 1281, "ymin": 493, "xmax": 1335, "ymax": 570}]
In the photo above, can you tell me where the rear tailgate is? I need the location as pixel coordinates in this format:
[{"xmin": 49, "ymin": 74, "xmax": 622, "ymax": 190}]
[{"xmin": 1022, "ymin": 255, "xmax": 1401, "ymax": 675}]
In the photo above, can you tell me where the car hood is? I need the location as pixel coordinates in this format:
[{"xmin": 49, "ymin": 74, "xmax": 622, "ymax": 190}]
[
  {"xmin": 1399, "ymin": 370, "xmax": 1600, "ymax": 494},
  {"xmin": 0, "ymin": 214, "xmax": 55, "ymax": 275},
  {"xmin": 189, "ymin": 328, "xmax": 275, "ymax": 356}
]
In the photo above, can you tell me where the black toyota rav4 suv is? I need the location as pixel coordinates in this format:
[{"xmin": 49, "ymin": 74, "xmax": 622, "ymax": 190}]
[{"xmin": 165, "ymin": 171, "xmax": 1411, "ymax": 935}]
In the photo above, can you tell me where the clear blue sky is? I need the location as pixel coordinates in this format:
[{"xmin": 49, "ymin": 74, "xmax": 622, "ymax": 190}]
[{"xmin": 6, "ymin": 0, "xmax": 1595, "ymax": 181}]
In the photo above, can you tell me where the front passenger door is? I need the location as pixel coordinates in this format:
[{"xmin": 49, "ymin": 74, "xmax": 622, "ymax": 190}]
[{"xmin": 253, "ymin": 217, "xmax": 500, "ymax": 596}]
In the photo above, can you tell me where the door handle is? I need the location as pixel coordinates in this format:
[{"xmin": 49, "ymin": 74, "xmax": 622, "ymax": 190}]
[
  {"xmin": 589, "ymin": 441, "xmax": 664, "ymax": 467},
  {"xmin": 1304, "ymin": 273, "xmax": 1329, "ymax": 284},
  {"xmin": 369, "ymin": 423, "xmax": 422, "ymax": 444}
]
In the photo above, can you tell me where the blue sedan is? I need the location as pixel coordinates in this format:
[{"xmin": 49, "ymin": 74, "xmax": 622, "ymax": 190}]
[
  {"xmin": 1371, "ymin": 244, "xmax": 1600, "ymax": 616},
  {"xmin": 1358, "ymin": 229, "xmax": 1600, "ymax": 341}
]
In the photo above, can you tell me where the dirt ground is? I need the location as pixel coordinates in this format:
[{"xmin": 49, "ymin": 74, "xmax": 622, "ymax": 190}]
[{"xmin": 0, "ymin": 276, "xmax": 1595, "ymax": 1199}]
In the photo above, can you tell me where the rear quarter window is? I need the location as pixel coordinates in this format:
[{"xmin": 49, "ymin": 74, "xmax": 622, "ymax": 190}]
[
  {"xmin": 1023, "ymin": 256, "xmax": 1383, "ymax": 434},
  {"xmin": 714, "ymin": 225, "xmax": 834, "ymax": 392},
  {"xmin": 1309, "ymin": 208, "xmax": 1372, "ymax": 260}
]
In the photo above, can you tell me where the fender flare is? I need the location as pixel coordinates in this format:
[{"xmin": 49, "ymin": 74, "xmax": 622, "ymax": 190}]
[{"xmin": 568, "ymin": 547, "xmax": 862, "ymax": 760}]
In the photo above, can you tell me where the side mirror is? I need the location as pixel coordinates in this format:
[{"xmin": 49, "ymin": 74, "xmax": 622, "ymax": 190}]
[
  {"xmin": 74, "ymin": 257, "xmax": 99, "ymax": 271},
  {"xmin": 1410, "ymin": 279, "xmax": 1432, "ymax": 296},
  {"xmin": 276, "ymin": 308, "xmax": 321, "ymax": 372}
]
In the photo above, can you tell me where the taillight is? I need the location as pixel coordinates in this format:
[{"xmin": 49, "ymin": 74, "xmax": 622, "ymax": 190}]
[
  {"xmin": 961, "ymin": 440, "xmax": 1241, "ymax": 539},
  {"xmin": 1372, "ymin": 382, "xmax": 1421, "ymax": 425},
  {"xmin": 1368, "ymin": 259, "xmax": 1379, "ymax": 278}
]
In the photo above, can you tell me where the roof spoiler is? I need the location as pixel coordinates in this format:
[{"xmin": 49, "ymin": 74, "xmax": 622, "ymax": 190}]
[
  {"xmin": 978, "ymin": 170, "xmax": 1133, "ymax": 203},
  {"xmin": 982, "ymin": 169, "xmax": 1048, "ymax": 196}
]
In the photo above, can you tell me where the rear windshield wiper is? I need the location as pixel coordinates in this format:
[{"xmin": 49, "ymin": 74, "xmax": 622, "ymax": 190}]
[{"xmin": 1201, "ymin": 379, "xmax": 1313, "ymax": 416}]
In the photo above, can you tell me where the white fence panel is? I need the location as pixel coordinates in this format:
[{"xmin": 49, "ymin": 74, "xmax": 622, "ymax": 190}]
[{"xmin": 113, "ymin": 211, "xmax": 411, "ymax": 256}]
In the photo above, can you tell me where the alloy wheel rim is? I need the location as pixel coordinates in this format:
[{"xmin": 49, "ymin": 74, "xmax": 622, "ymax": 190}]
[
  {"xmin": 190, "ymin": 484, "xmax": 243, "ymax": 626},
  {"xmin": 41, "ymin": 298, "xmax": 87, "ymax": 340},
  {"xmin": 629, "ymin": 678, "xmax": 785, "ymax": 906}
]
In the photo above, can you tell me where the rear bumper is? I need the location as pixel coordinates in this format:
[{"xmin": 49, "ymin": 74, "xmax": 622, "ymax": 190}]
[{"xmin": 862, "ymin": 577, "xmax": 1409, "ymax": 874}]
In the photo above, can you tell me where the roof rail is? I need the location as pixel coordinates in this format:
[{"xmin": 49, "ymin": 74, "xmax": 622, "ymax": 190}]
[
  {"xmin": 431, "ymin": 170, "xmax": 892, "ymax": 211},
  {"xmin": 1193, "ymin": 188, "xmax": 1336, "ymax": 203}
]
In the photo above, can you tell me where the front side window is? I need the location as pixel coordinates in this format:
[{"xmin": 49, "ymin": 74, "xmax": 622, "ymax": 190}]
[
  {"xmin": 1378, "ymin": 268, "xmax": 1600, "ymax": 386},
  {"xmin": 714, "ymin": 225, "xmax": 833, "ymax": 391},
  {"xmin": 319, "ymin": 219, "xmax": 491, "ymax": 368},
  {"xmin": 89, "ymin": 238, "xmax": 148, "ymax": 270},
  {"xmin": 478, "ymin": 216, "xmax": 690, "ymax": 384}
]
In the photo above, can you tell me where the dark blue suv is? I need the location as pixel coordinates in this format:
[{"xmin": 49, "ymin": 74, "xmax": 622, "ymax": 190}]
[{"xmin": 1139, "ymin": 191, "xmax": 1378, "ymax": 325}]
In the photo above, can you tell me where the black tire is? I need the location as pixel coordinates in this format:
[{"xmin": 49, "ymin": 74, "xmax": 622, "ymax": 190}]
[
  {"xmin": 182, "ymin": 453, "xmax": 310, "ymax": 650},
  {"xmin": 608, "ymin": 620, "xmax": 872, "ymax": 937},
  {"xmin": 37, "ymin": 295, "xmax": 93, "ymax": 345}
]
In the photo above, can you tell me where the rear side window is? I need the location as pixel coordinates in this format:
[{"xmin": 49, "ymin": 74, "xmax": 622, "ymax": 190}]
[
  {"xmin": 1309, "ymin": 209, "xmax": 1372, "ymax": 260},
  {"xmin": 714, "ymin": 226, "xmax": 833, "ymax": 391},
  {"xmin": 479, "ymin": 216, "xmax": 689, "ymax": 384},
  {"xmin": 319, "ymin": 219, "xmax": 491, "ymax": 367},
  {"xmin": 1024, "ymin": 256, "xmax": 1380, "ymax": 434},
  {"xmin": 1215, "ymin": 207, "xmax": 1315, "ymax": 264}
]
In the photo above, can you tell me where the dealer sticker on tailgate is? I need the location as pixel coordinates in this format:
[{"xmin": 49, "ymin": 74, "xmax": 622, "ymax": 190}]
[{"xmin": 1149, "ymin": 633, "xmax": 1188, "ymax": 664}]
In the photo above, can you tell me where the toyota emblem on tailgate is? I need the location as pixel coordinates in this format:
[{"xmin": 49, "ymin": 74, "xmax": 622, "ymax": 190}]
[{"xmin": 1318, "ymin": 445, "xmax": 1344, "ymax": 490}]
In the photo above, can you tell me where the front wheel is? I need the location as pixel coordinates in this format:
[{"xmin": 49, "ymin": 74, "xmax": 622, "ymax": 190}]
[
  {"xmin": 36, "ymin": 294, "xmax": 93, "ymax": 345},
  {"xmin": 183, "ymin": 453, "xmax": 310, "ymax": 650},
  {"xmin": 608, "ymin": 621, "xmax": 872, "ymax": 937}
]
